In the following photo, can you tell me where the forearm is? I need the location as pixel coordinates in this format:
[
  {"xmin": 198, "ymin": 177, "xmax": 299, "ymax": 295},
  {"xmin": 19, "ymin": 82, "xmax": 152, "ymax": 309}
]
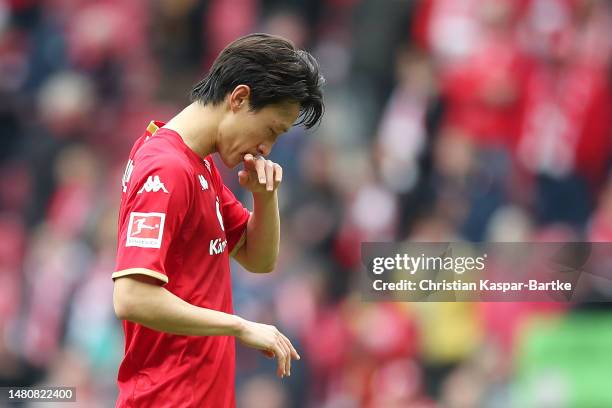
[
  {"xmin": 114, "ymin": 273, "xmax": 243, "ymax": 336},
  {"xmin": 241, "ymin": 191, "xmax": 280, "ymax": 272}
]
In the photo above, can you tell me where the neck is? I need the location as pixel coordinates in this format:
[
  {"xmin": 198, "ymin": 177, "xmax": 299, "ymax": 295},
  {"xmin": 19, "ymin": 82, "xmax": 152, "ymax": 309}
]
[{"xmin": 163, "ymin": 102, "xmax": 222, "ymax": 158}]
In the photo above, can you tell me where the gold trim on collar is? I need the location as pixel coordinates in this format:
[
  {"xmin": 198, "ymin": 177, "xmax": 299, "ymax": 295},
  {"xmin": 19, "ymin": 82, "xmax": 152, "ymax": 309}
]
[{"xmin": 147, "ymin": 121, "xmax": 160, "ymax": 135}]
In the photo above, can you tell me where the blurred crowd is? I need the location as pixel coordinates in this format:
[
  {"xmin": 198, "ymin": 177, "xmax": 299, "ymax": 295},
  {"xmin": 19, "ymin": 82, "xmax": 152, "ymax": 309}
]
[{"xmin": 0, "ymin": 0, "xmax": 611, "ymax": 407}]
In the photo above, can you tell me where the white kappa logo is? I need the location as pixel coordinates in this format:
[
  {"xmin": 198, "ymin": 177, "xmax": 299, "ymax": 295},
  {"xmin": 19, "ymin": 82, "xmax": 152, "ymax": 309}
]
[
  {"xmin": 138, "ymin": 175, "xmax": 169, "ymax": 194},
  {"xmin": 126, "ymin": 212, "xmax": 166, "ymax": 248},
  {"xmin": 198, "ymin": 175, "xmax": 208, "ymax": 190}
]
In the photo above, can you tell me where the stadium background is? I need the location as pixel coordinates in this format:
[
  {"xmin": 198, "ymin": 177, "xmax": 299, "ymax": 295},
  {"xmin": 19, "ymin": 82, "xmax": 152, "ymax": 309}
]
[{"xmin": 0, "ymin": 0, "xmax": 611, "ymax": 406}]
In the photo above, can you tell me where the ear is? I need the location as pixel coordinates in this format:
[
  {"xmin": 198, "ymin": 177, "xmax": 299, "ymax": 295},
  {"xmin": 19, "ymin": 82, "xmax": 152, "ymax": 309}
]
[{"xmin": 228, "ymin": 85, "xmax": 251, "ymax": 112}]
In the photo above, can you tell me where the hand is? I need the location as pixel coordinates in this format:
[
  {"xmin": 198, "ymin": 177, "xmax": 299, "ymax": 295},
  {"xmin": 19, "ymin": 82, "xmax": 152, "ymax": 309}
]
[
  {"xmin": 238, "ymin": 154, "xmax": 283, "ymax": 193},
  {"xmin": 236, "ymin": 318, "xmax": 300, "ymax": 378}
]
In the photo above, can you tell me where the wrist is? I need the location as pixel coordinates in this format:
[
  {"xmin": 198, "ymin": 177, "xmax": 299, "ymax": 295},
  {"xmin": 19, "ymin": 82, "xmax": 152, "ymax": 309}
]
[
  {"xmin": 252, "ymin": 190, "xmax": 277, "ymax": 202},
  {"xmin": 230, "ymin": 315, "xmax": 247, "ymax": 337}
]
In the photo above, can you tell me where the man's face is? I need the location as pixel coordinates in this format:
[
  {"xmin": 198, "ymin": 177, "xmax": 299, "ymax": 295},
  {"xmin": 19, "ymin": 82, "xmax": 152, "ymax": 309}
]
[{"xmin": 217, "ymin": 99, "xmax": 300, "ymax": 168}]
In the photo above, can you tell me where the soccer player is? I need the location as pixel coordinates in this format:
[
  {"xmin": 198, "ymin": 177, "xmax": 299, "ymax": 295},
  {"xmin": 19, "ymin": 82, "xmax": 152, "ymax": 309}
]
[{"xmin": 112, "ymin": 33, "xmax": 324, "ymax": 407}]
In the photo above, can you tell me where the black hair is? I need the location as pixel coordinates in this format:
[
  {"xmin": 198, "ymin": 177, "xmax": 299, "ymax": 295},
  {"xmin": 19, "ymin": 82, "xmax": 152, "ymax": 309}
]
[{"xmin": 190, "ymin": 33, "xmax": 324, "ymax": 129}]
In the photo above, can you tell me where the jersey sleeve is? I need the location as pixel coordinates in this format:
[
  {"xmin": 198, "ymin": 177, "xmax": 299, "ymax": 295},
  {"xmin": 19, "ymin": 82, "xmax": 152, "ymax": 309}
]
[
  {"xmin": 219, "ymin": 183, "xmax": 251, "ymax": 256},
  {"xmin": 113, "ymin": 157, "xmax": 192, "ymax": 284}
]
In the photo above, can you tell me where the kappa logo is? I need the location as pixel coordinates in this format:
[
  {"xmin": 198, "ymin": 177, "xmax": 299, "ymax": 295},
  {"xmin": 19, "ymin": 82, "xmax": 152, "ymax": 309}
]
[
  {"xmin": 138, "ymin": 175, "xmax": 169, "ymax": 194},
  {"xmin": 198, "ymin": 174, "xmax": 208, "ymax": 190},
  {"xmin": 210, "ymin": 238, "xmax": 228, "ymax": 255},
  {"xmin": 126, "ymin": 212, "xmax": 165, "ymax": 248},
  {"xmin": 203, "ymin": 159, "xmax": 211, "ymax": 173}
]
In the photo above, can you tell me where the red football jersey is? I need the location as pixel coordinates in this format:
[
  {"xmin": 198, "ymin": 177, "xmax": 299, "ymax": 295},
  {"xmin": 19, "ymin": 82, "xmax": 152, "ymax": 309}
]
[{"xmin": 113, "ymin": 121, "xmax": 250, "ymax": 408}]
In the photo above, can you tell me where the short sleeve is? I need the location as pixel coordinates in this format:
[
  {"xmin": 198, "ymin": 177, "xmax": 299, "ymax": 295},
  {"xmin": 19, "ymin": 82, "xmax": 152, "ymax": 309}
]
[
  {"xmin": 219, "ymin": 184, "xmax": 251, "ymax": 255},
  {"xmin": 113, "ymin": 158, "xmax": 192, "ymax": 284}
]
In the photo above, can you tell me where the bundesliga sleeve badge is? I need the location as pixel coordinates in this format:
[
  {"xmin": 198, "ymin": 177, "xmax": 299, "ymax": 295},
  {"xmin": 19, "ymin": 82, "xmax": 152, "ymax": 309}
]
[{"xmin": 126, "ymin": 212, "xmax": 166, "ymax": 248}]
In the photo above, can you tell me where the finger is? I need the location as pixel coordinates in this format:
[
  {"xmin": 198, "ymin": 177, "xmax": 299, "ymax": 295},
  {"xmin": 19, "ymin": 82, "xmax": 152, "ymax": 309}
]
[
  {"xmin": 273, "ymin": 344, "xmax": 286, "ymax": 378},
  {"xmin": 284, "ymin": 340, "xmax": 293, "ymax": 376},
  {"xmin": 243, "ymin": 154, "xmax": 257, "ymax": 172},
  {"xmin": 274, "ymin": 163, "xmax": 283, "ymax": 184},
  {"xmin": 278, "ymin": 335, "xmax": 291, "ymax": 376},
  {"xmin": 266, "ymin": 160, "xmax": 274, "ymax": 191},
  {"xmin": 281, "ymin": 335, "xmax": 297, "ymax": 375},
  {"xmin": 280, "ymin": 333, "xmax": 300, "ymax": 360},
  {"xmin": 254, "ymin": 157, "xmax": 266, "ymax": 185},
  {"xmin": 260, "ymin": 349, "xmax": 275, "ymax": 359},
  {"xmin": 238, "ymin": 170, "xmax": 250, "ymax": 187},
  {"xmin": 276, "ymin": 334, "xmax": 291, "ymax": 376}
]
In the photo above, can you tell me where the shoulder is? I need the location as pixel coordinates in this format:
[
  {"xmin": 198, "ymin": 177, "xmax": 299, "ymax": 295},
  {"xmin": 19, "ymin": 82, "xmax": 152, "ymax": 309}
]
[
  {"xmin": 130, "ymin": 150, "xmax": 193, "ymax": 197},
  {"xmin": 135, "ymin": 139, "xmax": 192, "ymax": 177}
]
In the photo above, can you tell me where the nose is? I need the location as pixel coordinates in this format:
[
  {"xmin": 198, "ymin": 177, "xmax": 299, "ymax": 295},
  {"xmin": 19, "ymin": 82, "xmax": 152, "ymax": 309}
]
[{"xmin": 257, "ymin": 143, "xmax": 271, "ymax": 157}]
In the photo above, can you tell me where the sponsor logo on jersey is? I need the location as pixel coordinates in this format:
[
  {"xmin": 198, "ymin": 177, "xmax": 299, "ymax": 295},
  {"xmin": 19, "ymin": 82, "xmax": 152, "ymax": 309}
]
[
  {"xmin": 122, "ymin": 160, "xmax": 134, "ymax": 192},
  {"xmin": 138, "ymin": 175, "xmax": 169, "ymax": 194},
  {"xmin": 198, "ymin": 174, "xmax": 208, "ymax": 190},
  {"xmin": 209, "ymin": 238, "xmax": 228, "ymax": 255},
  {"xmin": 126, "ymin": 212, "xmax": 166, "ymax": 248},
  {"xmin": 215, "ymin": 197, "xmax": 225, "ymax": 231}
]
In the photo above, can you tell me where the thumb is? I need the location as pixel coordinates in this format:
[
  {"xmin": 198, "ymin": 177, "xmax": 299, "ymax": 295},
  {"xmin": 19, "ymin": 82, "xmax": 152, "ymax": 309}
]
[
  {"xmin": 238, "ymin": 170, "xmax": 250, "ymax": 186},
  {"xmin": 260, "ymin": 350, "xmax": 275, "ymax": 359}
]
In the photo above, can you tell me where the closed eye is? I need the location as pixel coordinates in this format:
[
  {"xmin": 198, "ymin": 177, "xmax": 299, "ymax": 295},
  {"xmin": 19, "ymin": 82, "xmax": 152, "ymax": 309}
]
[{"xmin": 268, "ymin": 127, "xmax": 279, "ymax": 141}]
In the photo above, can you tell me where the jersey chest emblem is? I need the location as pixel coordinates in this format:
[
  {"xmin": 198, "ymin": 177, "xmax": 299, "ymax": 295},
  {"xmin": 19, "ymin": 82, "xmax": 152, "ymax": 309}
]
[{"xmin": 208, "ymin": 197, "xmax": 227, "ymax": 256}]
